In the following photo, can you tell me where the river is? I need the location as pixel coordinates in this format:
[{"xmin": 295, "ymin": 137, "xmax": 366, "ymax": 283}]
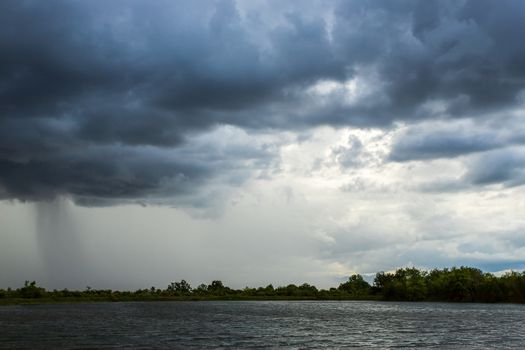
[{"xmin": 1, "ymin": 300, "xmax": 524, "ymax": 348}]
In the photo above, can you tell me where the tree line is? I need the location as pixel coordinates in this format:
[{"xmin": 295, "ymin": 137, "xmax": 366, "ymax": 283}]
[{"xmin": 1, "ymin": 266, "xmax": 524, "ymax": 303}]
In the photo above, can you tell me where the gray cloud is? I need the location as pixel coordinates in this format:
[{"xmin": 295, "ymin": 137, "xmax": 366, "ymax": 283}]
[
  {"xmin": 1, "ymin": 0, "xmax": 525, "ymax": 204},
  {"xmin": 332, "ymin": 0, "xmax": 525, "ymax": 122},
  {"xmin": 331, "ymin": 135, "xmax": 364, "ymax": 168},
  {"xmin": 412, "ymin": 148, "xmax": 525, "ymax": 192},
  {"xmin": 389, "ymin": 123, "xmax": 504, "ymax": 162},
  {"xmin": 465, "ymin": 149, "xmax": 525, "ymax": 187},
  {"xmin": 0, "ymin": 126, "xmax": 278, "ymax": 206},
  {"xmin": 415, "ymin": 179, "xmax": 470, "ymax": 194},
  {"xmin": 388, "ymin": 111, "xmax": 525, "ymax": 162}
]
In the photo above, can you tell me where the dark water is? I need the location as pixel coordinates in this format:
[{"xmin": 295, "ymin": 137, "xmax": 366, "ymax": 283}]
[{"xmin": 1, "ymin": 301, "xmax": 524, "ymax": 349}]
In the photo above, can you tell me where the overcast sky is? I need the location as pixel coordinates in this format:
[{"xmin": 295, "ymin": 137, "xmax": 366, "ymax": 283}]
[{"xmin": 1, "ymin": 0, "xmax": 525, "ymax": 290}]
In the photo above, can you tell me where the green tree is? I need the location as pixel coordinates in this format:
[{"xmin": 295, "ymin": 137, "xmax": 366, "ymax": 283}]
[
  {"xmin": 17, "ymin": 281, "xmax": 45, "ymax": 298},
  {"xmin": 167, "ymin": 280, "xmax": 192, "ymax": 294},
  {"xmin": 338, "ymin": 274, "xmax": 371, "ymax": 297}
]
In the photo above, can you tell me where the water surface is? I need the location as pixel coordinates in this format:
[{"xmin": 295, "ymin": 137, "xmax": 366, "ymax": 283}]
[{"xmin": 1, "ymin": 301, "xmax": 524, "ymax": 348}]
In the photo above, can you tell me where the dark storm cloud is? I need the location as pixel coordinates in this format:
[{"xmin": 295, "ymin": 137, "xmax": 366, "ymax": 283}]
[
  {"xmin": 388, "ymin": 123, "xmax": 506, "ymax": 162},
  {"xmin": 0, "ymin": 147, "xmax": 204, "ymax": 202},
  {"xmin": 465, "ymin": 149, "xmax": 525, "ymax": 187},
  {"xmin": 331, "ymin": 0, "xmax": 525, "ymax": 122},
  {"xmin": 1, "ymin": 0, "xmax": 524, "ymax": 203},
  {"xmin": 390, "ymin": 132, "xmax": 500, "ymax": 162},
  {"xmin": 388, "ymin": 105, "xmax": 525, "ymax": 162},
  {"xmin": 412, "ymin": 148, "xmax": 525, "ymax": 193},
  {"xmin": 0, "ymin": 130, "xmax": 277, "ymax": 205}
]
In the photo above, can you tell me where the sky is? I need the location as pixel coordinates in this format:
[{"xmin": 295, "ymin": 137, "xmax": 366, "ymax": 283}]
[{"xmin": 1, "ymin": 0, "xmax": 525, "ymax": 290}]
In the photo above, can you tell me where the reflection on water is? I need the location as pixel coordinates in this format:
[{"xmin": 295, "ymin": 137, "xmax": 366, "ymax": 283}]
[{"xmin": 1, "ymin": 301, "xmax": 524, "ymax": 348}]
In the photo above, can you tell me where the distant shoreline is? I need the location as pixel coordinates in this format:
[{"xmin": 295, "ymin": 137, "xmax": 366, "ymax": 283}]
[{"xmin": 2, "ymin": 266, "xmax": 525, "ymax": 305}]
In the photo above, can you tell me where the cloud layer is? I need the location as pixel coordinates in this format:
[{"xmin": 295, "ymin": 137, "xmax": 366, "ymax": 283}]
[{"xmin": 1, "ymin": 0, "xmax": 525, "ymax": 204}]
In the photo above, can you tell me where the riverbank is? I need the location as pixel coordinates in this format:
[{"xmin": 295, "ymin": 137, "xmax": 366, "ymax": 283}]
[{"xmin": 2, "ymin": 266, "xmax": 524, "ymax": 304}]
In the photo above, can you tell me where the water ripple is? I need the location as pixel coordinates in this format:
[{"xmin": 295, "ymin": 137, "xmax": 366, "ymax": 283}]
[{"xmin": 1, "ymin": 301, "xmax": 525, "ymax": 349}]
